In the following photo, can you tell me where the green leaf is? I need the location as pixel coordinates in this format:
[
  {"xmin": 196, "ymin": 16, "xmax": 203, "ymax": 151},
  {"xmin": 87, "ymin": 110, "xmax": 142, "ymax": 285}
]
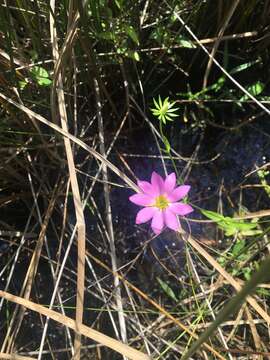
[
  {"xmin": 181, "ymin": 256, "xmax": 270, "ymax": 360},
  {"xmin": 126, "ymin": 50, "xmax": 140, "ymax": 61},
  {"xmin": 201, "ymin": 209, "xmax": 225, "ymax": 222},
  {"xmin": 230, "ymin": 59, "xmax": 260, "ymax": 74},
  {"xmin": 30, "ymin": 66, "xmax": 52, "ymax": 87},
  {"xmin": 209, "ymin": 76, "xmax": 225, "ymax": 93},
  {"xmin": 158, "ymin": 95, "xmax": 163, "ymax": 108},
  {"xmin": 202, "ymin": 209, "xmax": 259, "ymax": 236},
  {"xmin": 240, "ymin": 81, "xmax": 264, "ymax": 101},
  {"xmin": 162, "ymin": 135, "xmax": 171, "ymax": 152},
  {"xmin": 177, "ymin": 38, "xmax": 196, "ymax": 49},
  {"xmin": 114, "ymin": 0, "xmax": 123, "ymax": 9},
  {"xmin": 30, "ymin": 66, "xmax": 49, "ymax": 79},
  {"xmin": 248, "ymin": 81, "xmax": 264, "ymax": 95},
  {"xmin": 224, "ymin": 218, "xmax": 257, "ymax": 231},
  {"xmin": 150, "ymin": 96, "xmax": 179, "ymax": 124},
  {"xmin": 133, "ymin": 51, "xmax": 140, "ymax": 62},
  {"xmin": 243, "ymin": 267, "xmax": 252, "ymax": 281},
  {"xmin": 232, "ymin": 239, "xmax": 246, "ymax": 256},
  {"xmin": 153, "ymin": 97, "xmax": 159, "ymax": 109},
  {"xmin": 123, "ymin": 25, "xmax": 139, "ymax": 45},
  {"xmin": 37, "ymin": 77, "xmax": 52, "ymax": 86},
  {"xmin": 98, "ymin": 31, "xmax": 115, "ymax": 41},
  {"xmin": 19, "ymin": 80, "xmax": 28, "ymax": 90},
  {"xmin": 157, "ymin": 277, "xmax": 178, "ymax": 302},
  {"xmin": 241, "ymin": 229, "xmax": 263, "ymax": 236}
]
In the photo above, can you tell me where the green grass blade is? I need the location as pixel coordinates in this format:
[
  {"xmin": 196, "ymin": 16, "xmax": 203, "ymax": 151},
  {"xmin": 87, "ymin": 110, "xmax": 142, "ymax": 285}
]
[{"xmin": 181, "ymin": 256, "xmax": 270, "ymax": 360}]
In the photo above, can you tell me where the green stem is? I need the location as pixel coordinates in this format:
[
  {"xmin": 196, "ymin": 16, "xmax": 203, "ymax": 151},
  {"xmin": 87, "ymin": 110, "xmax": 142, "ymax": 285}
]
[{"xmin": 159, "ymin": 120, "xmax": 180, "ymax": 179}]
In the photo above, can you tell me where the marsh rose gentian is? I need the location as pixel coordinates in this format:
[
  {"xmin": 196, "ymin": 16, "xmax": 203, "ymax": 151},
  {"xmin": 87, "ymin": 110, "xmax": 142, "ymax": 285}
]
[{"xmin": 129, "ymin": 172, "xmax": 193, "ymax": 234}]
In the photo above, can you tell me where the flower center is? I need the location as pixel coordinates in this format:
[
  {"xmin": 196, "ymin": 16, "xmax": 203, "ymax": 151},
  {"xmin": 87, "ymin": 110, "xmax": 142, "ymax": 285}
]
[{"xmin": 154, "ymin": 195, "xmax": 169, "ymax": 210}]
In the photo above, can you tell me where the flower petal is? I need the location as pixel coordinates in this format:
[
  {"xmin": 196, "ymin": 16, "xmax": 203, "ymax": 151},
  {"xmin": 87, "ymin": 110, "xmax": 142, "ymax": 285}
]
[
  {"xmin": 164, "ymin": 208, "xmax": 179, "ymax": 231},
  {"xmin": 151, "ymin": 210, "xmax": 164, "ymax": 234},
  {"xmin": 129, "ymin": 193, "xmax": 154, "ymax": 206},
  {"xmin": 136, "ymin": 207, "xmax": 156, "ymax": 224},
  {"xmin": 164, "ymin": 172, "xmax": 176, "ymax": 194},
  {"xmin": 170, "ymin": 202, "xmax": 194, "ymax": 216},
  {"xmin": 167, "ymin": 185, "xmax": 191, "ymax": 202},
  {"xmin": 152, "ymin": 227, "xmax": 162, "ymax": 235},
  {"xmin": 151, "ymin": 171, "xmax": 164, "ymax": 195},
  {"xmin": 137, "ymin": 180, "xmax": 155, "ymax": 195}
]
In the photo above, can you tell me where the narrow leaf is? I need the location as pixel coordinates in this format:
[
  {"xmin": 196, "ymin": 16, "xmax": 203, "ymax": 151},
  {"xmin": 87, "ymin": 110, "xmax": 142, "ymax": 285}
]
[
  {"xmin": 157, "ymin": 277, "xmax": 178, "ymax": 302},
  {"xmin": 181, "ymin": 256, "xmax": 270, "ymax": 360}
]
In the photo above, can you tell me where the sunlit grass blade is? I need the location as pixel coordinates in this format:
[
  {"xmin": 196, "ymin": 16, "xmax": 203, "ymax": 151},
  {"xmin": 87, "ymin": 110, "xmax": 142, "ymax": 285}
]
[{"xmin": 181, "ymin": 256, "xmax": 270, "ymax": 360}]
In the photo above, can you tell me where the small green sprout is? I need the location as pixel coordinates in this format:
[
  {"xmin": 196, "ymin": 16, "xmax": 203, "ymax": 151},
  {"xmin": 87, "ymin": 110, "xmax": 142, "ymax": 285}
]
[{"xmin": 151, "ymin": 96, "xmax": 179, "ymax": 124}]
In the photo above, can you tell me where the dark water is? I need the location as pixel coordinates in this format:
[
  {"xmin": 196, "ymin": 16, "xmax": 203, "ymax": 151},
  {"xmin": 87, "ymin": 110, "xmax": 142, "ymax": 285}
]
[
  {"xmin": 1, "ymin": 120, "xmax": 270, "ymax": 358},
  {"xmin": 110, "ymin": 120, "xmax": 270, "ymax": 273}
]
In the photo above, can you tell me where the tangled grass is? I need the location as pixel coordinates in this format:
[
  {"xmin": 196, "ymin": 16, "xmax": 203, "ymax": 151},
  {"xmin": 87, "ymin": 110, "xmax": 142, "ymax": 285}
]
[{"xmin": 0, "ymin": 1, "xmax": 270, "ymax": 359}]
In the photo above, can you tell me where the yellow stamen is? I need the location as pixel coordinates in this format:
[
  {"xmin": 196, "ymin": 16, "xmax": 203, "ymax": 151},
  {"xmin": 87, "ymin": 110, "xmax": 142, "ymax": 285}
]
[{"xmin": 155, "ymin": 195, "xmax": 169, "ymax": 210}]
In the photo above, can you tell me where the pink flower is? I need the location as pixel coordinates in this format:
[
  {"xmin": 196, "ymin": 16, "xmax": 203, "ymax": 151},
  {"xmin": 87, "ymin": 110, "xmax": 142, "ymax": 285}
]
[{"xmin": 129, "ymin": 172, "xmax": 193, "ymax": 234}]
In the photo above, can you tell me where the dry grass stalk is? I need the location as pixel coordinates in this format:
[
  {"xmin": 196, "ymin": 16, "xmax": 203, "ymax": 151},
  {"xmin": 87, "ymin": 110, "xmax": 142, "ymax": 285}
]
[
  {"xmin": 245, "ymin": 307, "xmax": 264, "ymax": 358},
  {"xmin": 1, "ymin": 186, "xmax": 57, "ymax": 353},
  {"xmin": 49, "ymin": 3, "xmax": 85, "ymax": 358},
  {"xmin": 0, "ymin": 92, "xmax": 139, "ymax": 193},
  {"xmin": 203, "ymin": 0, "xmax": 241, "ymax": 87},
  {"xmin": 186, "ymin": 250, "xmax": 233, "ymax": 360},
  {"xmin": 0, "ymin": 290, "xmax": 151, "ymax": 360},
  {"xmin": 184, "ymin": 233, "xmax": 270, "ymax": 323},
  {"xmin": 86, "ymin": 251, "xmax": 226, "ymax": 360},
  {"xmin": 172, "ymin": 10, "xmax": 270, "ymax": 118},
  {"xmin": 95, "ymin": 77, "xmax": 128, "ymax": 348},
  {"xmin": 0, "ymin": 353, "xmax": 36, "ymax": 360}
]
